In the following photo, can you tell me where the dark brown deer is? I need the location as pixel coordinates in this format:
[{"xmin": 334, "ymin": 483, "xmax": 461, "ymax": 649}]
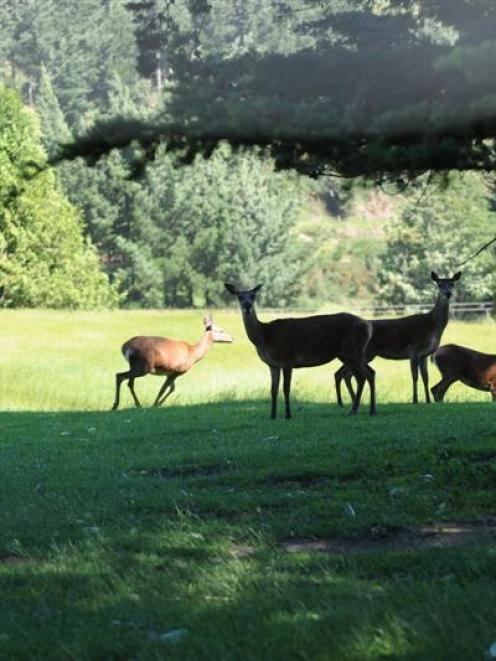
[
  {"xmin": 335, "ymin": 271, "xmax": 461, "ymax": 405},
  {"xmin": 224, "ymin": 283, "xmax": 376, "ymax": 418},
  {"xmin": 431, "ymin": 344, "xmax": 496, "ymax": 402},
  {"xmin": 111, "ymin": 315, "xmax": 232, "ymax": 410}
]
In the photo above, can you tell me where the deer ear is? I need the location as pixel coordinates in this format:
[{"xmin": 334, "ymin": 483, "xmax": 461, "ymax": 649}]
[
  {"xmin": 224, "ymin": 283, "xmax": 237, "ymax": 295},
  {"xmin": 430, "ymin": 271, "xmax": 439, "ymax": 282},
  {"xmin": 452, "ymin": 271, "xmax": 462, "ymax": 281},
  {"xmin": 253, "ymin": 284, "xmax": 263, "ymax": 293},
  {"xmin": 203, "ymin": 316, "xmax": 208, "ymax": 326}
]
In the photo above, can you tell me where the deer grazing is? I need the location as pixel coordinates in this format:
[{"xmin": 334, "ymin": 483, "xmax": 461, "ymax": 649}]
[
  {"xmin": 431, "ymin": 344, "xmax": 496, "ymax": 402},
  {"xmin": 111, "ymin": 314, "xmax": 232, "ymax": 410},
  {"xmin": 224, "ymin": 283, "xmax": 376, "ymax": 418},
  {"xmin": 334, "ymin": 271, "xmax": 461, "ymax": 406}
]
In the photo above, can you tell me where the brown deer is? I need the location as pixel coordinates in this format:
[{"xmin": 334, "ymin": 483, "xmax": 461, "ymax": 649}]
[
  {"xmin": 335, "ymin": 271, "xmax": 461, "ymax": 405},
  {"xmin": 224, "ymin": 283, "xmax": 376, "ymax": 418},
  {"xmin": 111, "ymin": 314, "xmax": 232, "ymax": 410},
  {"xmin": 431, "ymin": 344, "xmax": 496, "ymax": 402}
]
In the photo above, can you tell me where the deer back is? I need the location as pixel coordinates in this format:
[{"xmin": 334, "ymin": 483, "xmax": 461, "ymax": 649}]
[
  {"xmin": 258, "ymin": 313, "xmax": 369, "ymax": 368},
  {"xmin": 122, "ymin": 336, "xmax": 195, "ymax": 374},
  {"xmin": 434, "ymin": 344, "xmax": 496, "ymax": 389},
  {"xmin": 370, "ymin": 311, "xmax": 444, "ymax": 359}
]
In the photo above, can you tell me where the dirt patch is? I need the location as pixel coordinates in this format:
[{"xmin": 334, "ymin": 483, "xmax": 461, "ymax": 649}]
[
  {"xmin": 280, "ymin": 521, "xmax": 496, "ymax": 554},
  {"xmin": 0, "ymin": 555, "xmax": 30, "ymax": 565},
  {"xmin": 263, "ymin": 472, "xmax": 362, "ymax": 488},
  {"xmin": 199, "ymin": 509, "xmax": 256, "ymax": 521},
  {"xmin": 463, "ymin": 451, "xmax": 496, "ymax": 464},
  {"xmin": 229, "ymin": 544, "xmax": 255, "ymax": 559},
  {"xmin": 437, "ymin": 449, "xmax": 496, "ymax": 464},
  {"xmin": 264, "ymin": 473, "xmax": 330, "ymax": 487},
  {"xmin": 137, "ymin": 463, "xmax": 231, "ymax": 479}
]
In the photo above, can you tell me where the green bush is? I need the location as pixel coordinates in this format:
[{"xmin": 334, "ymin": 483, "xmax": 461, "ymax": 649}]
[{"xmin": 0, "ymin": 85, "xmax": 118, "ymax": 308}]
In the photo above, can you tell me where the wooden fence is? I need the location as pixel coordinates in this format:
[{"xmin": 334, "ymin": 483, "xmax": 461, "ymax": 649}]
[{"xmin": 359, "ymin": 301, "xmax": 494, "ymax": 318}]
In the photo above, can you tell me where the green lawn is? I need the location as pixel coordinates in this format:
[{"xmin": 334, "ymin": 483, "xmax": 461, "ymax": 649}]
[
  {"xmin": 1, "ymin": 310, "xmax": 496, "ymax": 659},
  {"xmin": 0, "ymin": 308, "xmax": 495, "ymax": 411}
]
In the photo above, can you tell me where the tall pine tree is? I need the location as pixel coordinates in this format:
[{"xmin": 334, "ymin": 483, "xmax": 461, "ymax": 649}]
[
  {"xmin": 36, "ymin": 66, "xmax": 72, "ymax": 156},
  {"xmin": 0, "ymin": 85, "xmax": 118, "ymax": 308}
]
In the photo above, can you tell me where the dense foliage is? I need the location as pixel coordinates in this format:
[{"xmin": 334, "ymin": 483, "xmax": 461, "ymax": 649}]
[
  {"xmin": 41, "ymin": 1, "xmax": 496, "ymax": 179},
  {"xmin": 0, "ymin": 0, "xmax": 495, "ymax": 308},
  {"xmin": 60, "ymin": 145, "xmax": 307, "ymax": 307},
  {"xmin": 377, "ymin": 173, "xmax": 496, "ymax": 304},
  {"xmin": 0, "ymin": 86, "xmax": 117, "ymax": 308}
]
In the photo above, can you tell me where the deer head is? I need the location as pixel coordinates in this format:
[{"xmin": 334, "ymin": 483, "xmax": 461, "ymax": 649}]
[
  {"xmin": 224, "ymin": 283, "xmax": 263, "ymax": 314},
  {"xmin": 430, "ymin": 271, "xmax": 462, "ymax": 300},
  {"xmin": 203, "ymin": 314, "xmax": 233, "ymax": 343}
]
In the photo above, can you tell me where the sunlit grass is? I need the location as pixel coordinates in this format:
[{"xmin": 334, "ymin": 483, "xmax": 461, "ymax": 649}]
[{"xmin": 0, "ymin": 308, "xmax": 494, "ymax": 411}]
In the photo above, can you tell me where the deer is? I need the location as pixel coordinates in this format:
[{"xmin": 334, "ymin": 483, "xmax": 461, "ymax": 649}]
[
  {"xmin": 111, "ymin": 314, "xmax": 233, "ymax": 410},
  {"xmin": 334, "ymin": 271, "xmax": 462, "ymax": 406},
  {"xmin": 224, "ymin": 283, "xmax": 376, "ymax": 418},
  {"xmin": 431, "ymin": 344, "xmax": 496, "ymax": 402}
]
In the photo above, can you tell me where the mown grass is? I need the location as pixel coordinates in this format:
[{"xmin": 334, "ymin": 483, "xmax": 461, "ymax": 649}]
[
  {"xmin": 1, "ymin": 309, "xmax": 496, "ymax": 659},
  {"xmin": 0, "ymin": 308, "xmax": 495, "ymax": 411}
]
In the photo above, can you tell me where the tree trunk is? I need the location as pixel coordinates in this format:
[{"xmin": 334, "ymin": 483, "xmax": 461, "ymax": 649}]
[{"xmin": 155, "ymin": 51, "xmax": 163, "ymax": 91}]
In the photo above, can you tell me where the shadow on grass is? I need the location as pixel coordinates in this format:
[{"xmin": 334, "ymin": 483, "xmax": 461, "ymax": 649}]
[
  {"xmin": 1, "ymin": 399, "xmax": 496, "ymax": 657},
  {"xmin": 1, "ymin": 393, "xmax": 493, "ymax": 417},
  {"xmin": 1, "ymin": 528, "xmax": 496, "ymax": 659}
]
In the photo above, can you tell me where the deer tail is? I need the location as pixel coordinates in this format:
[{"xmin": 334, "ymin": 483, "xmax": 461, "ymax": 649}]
[{"xmin": 121, "ymin": 343, "xmax": 134, "ymax": 363}]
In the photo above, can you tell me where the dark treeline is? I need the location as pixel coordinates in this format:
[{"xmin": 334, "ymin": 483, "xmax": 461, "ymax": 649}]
[
  {"xmin": 42, "ymin": 1, "xmax": 496, "ymax": 179},
  {"xmin": 0, "ymin": 1, "xmax": 495, "ymax": 309}
]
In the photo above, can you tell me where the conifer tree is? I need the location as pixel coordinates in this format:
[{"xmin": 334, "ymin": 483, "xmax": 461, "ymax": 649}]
[
  {"xmin": 36, "ymin": 66, "xmax": 72, "ymax": 156},
  {"xmin": 0, "ymin": 85, "xmax": 118, "ymax": 308}
]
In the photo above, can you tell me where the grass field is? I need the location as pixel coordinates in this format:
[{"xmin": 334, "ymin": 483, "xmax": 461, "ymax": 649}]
[
  {"xmin": 1, "ymin": 308, "xmax": 495, "ymax": 411},
  {"xmin": 1, "ymin": 309, "xmax": 496, "ymax": 659}
]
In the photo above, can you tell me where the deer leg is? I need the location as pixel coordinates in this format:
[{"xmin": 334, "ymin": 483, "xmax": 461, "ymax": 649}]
[
  {"xmin": 344, "ymin": 371, "xmax": 356, "ymax": 404},
  {"xmin": 154, "ymin": 375, "xmax": 177, "ymax": 407},
  {"xmin": 270, "ymin": 367, "xmax": 281, "ymax": 419},
  {"xmin": 346, "ymin": 362, "xmax": 375, "ymax": 416},
  {"xmin": 340, "ymin": 342, "xmax": 371, "ymax": 414},
  {"xmin": 127, "ymin": 377, "xmax": 142, "ymax": 408},
  {"xmin": 364, "ymin": 364, "xmax": 376, "ymax": 415},
  {"xmin": 410, "ymin": 356, "xmax": 420, "ymax": 404},
  {"xmin": 112, "ymin": 371, "xmax": 130, "ymax": 410},
  {"xmin": 431, "ymin": 377, "xmax": 456, "ymax": 402},
  {"xmin": 336, "ymin": 372, "xmax": 355, "ymax": 408},
  {"xmin": 350, "ymin": 373, "xmax": 366, "ymax": 415},
  {"xmin": 349, "ymin": 364, "xmax": 376, "ymax": 415},
  {"xmin": 335, "ymin": 365, "xmax": 345, "ymax": 407},
  {"xmin": 340, "ymin": 340, "xmax": 375, "ymax": 415},
  {"xmin": 283, "ymin": 367, "xmax": 292, "ymax": 419},
  {"xmin": 335, "ymin": 365, "xmax": 353, "ymax": 407},
  {"xmin": 341, "ymin": 358, "xmax": 365, "ymax": 415},
  {"xmin": 156, "ymin": 380, "xmax": 176, "ymax": 407},
  {"xmin": 419, "ymin": 356, "xmax": 431, "ymax": 403}
]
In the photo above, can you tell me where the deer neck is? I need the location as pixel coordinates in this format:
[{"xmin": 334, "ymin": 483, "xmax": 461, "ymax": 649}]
[
  {"xmin": 190, "ymin": 332, "xmax": 213, "ymax": 365},
  {"xmin": 432, "ymin": 292, "xmax": 450, "ymax": 331},
  {"xmin": 242, "ymin": 306, "xmax": 265, "ymax": 346}
]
